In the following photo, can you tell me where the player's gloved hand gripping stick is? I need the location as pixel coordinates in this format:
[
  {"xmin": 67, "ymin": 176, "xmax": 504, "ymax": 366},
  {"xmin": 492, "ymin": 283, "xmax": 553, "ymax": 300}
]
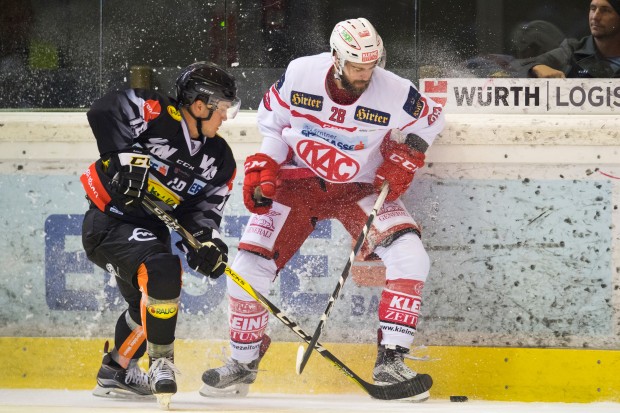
[
  {"xmin": 141, "ymin": 193, "xmax": 432, "ymax": 400},
  {"xmin": 243, "ymin": 153, "xmax": 279, "ymax": 213},
  {"xmin": 110, "ymin": 149, "xmax": 151, "ymax": 208},
  {"xmin": 176, "ymin": 235, "xmax": 228, "ymax": 279}
]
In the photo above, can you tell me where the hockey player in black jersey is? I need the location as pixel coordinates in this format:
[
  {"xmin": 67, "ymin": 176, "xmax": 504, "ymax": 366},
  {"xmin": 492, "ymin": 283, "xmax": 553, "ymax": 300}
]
[{"xmin": 80, "ymin": 61, "xmax": 240, "ymax": 408}]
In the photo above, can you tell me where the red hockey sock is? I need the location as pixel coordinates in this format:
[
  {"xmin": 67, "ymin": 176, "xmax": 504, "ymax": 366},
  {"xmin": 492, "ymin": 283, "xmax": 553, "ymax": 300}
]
[
  {"xmin": 229, "ymin": 296, "xmax": 269, "ymax": 362},
  {"xmin": 378, "ymin": 279, "xmax": 424, "ymax": 347}
]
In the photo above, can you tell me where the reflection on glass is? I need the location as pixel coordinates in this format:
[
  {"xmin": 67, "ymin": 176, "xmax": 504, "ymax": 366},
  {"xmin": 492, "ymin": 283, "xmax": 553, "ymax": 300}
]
[{"xmin": 0, "ymin": 0, "xmax": 603, "ymax": 109}]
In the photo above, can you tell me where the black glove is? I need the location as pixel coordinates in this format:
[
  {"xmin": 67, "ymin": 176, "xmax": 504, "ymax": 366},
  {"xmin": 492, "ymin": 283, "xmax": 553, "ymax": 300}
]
[
  {"xmin": 110, "ymin": 149, "xmax": 150, "ymax": 207},
  {"xmin": 177, "ymin": 237, "xmax": 228, "ymax": 279}
]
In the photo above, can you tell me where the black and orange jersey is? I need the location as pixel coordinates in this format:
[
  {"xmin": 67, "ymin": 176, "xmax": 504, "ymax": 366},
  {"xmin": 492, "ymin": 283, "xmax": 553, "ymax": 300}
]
[{"xmin": 81, "ymin": 88, "xmax": 236, "ymax": 236}]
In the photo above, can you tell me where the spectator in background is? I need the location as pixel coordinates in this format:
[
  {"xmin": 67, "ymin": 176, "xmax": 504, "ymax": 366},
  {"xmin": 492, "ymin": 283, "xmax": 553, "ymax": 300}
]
[{"xmin": 522, "ymin": 0, "xmax": 620, "ymax": 78}]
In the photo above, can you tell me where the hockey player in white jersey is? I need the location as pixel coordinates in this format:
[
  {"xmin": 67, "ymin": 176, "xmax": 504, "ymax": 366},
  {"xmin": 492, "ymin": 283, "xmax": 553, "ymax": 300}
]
[{"xmin": 200, "ymin": 17, "xmax": 445, "ymax": 400}]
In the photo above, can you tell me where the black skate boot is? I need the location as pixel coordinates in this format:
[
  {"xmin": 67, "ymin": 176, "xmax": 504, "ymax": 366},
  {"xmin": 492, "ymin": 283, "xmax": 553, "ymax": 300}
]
[
  {"xmin": 200, "ymin": 334, "xmax": 271, "ymax": 398},
  {"xmin": 149, "ymin": 354, "xmax": 179, "ymax": 409},
  {"xmin": 373, "ymin": 342, "xmax": 430, "ymax": 402},
  {"xmin": 92, "ymin": 341, "xmax": 152, "ymax": 398}
]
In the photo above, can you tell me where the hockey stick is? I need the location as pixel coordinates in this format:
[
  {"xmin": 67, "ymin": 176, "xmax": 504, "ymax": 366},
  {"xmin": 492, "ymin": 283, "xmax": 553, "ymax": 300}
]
[
  {"xmin": 296, "ymin": 181, "xmax": 390, "ymax": 375},
  {"xmin": 141, "ymin": 194, "xmax": 432, "ymax": 400}
]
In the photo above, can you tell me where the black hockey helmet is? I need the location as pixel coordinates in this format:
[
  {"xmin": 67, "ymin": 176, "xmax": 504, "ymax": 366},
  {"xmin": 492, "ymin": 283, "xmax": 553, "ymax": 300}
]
[{"xmin": 175, "ymin": 61, "xmax": 240, "ymax": 118}]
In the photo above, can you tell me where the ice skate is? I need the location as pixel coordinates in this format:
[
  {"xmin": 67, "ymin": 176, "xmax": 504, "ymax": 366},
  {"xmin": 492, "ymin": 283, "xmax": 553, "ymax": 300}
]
[
  {"xmin": 373, "ymin": 343, "xmax": 430, "ymax": 402},
  {"xmin": 149, "ymin": 356, "xmax": 179, "ymax": 410},
  {"xmin": 200, "ymin": 334, "xmax": 271, "ymax": 398},
  {"xmin": 92, "ymin": 342, "xmax": 152, "ymax": 399}
]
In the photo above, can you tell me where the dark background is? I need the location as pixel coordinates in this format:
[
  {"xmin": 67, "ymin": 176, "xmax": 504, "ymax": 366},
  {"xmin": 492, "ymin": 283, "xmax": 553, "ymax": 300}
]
[{"xmin": 0, "ymin": 0, "xmax": 591, "ymax": 109}]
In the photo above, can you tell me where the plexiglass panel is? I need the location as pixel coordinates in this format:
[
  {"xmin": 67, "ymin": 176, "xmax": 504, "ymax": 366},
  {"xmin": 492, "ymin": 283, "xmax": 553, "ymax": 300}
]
[
  {"xmin": 0, "ymin": 0, "xmax": 600, "ymax": 109},
  {"xmin": 418, "ymin": 0, "xmax": 590, "ymax": 78}
]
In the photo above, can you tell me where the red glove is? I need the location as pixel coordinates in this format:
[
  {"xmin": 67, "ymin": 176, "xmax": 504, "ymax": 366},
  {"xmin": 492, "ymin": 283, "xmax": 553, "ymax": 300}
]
[
  {"xmin": 374, "ymin": 138, "xmax": 425, "ymax": 202},
  {"xmin": 243, "ymin": 153, "xmax": 279, "ymax": 214}
]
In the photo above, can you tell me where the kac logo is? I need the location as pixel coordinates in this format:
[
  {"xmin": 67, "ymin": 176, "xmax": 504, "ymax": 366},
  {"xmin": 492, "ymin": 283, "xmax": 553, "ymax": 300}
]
[{"xmin": 296, "ymin": 139, "xmax": 359, "ymax": 182}]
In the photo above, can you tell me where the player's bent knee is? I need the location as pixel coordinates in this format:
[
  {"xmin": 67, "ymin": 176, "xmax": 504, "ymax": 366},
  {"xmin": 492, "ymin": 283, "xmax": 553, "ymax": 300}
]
[
  {"xmin": 137, "ymin": 253, "xmax": 183, "ymax": 300},
  {"xmin": 376, "ymin": 232, "xmax": 430, "ymax": 282},
  {"xmin": 227, "ymin": 250, "xmax": 275, "ymax": 298}
]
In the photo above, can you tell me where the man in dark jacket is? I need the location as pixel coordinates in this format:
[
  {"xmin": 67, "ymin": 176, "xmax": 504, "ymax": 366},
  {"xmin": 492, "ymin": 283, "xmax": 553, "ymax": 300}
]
[
  {"xmin": 522, "ymin": 0, "xmax": 620, "ymax": 78},
  {"xmin": 81, "ymin": 61, "xmax": 239, "ymax": 408}
]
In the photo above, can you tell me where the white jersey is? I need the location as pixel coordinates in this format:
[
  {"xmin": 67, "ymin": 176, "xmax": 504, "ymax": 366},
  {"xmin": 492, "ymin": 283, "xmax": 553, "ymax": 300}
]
[{"xmin": 256, "ymin": 52, "xmax": 445, "ymax": 184}]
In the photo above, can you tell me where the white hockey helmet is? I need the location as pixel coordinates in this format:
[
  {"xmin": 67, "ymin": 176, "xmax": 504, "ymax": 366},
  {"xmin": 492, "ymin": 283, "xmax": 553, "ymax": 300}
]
[{"xmin": 330, "ymin": 18, "xmax": 386, "ymax": 75}]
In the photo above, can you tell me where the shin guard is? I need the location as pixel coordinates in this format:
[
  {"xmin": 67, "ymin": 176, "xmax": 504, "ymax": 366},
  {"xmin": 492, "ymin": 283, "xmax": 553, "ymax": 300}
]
[
  {"xmin": 228, "ymin": 296, "xmax": 269, "ymax": 363},
  {"xmin": 113, "ymin": 310, "xmax": 147, "ymax": 368},
  {"xmin": 136, "ymin": 254, "xmax": 182, "ymax": 346},
  {"xmin": 378, "ymin": 279, "xmax": 425, "ymax": 348}
]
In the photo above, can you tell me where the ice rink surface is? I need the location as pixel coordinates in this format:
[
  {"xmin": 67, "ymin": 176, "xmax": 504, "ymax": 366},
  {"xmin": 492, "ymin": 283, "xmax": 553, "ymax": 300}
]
[{"xmin": 1, "ymin": 390, "xmax": 618, "ymax": 413}]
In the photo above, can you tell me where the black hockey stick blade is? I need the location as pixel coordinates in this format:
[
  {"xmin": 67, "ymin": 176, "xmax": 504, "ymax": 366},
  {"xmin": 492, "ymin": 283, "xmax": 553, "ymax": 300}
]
[
  {"xmin": 223, "ymin": 266, "xmax": 433, "ymax": 400},
  {"xmin": 142, "ymin": 194, "xmax": 432, "ymax": 400},
  {"xmin": 297, "ymin": 182, "xmax": 390, "ymax": 375}
]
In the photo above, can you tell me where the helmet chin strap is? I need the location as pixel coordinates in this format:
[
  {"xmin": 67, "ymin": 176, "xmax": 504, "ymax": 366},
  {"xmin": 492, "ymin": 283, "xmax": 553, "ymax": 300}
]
[
  {"xmin": 186, "ymin": 104, "xmax": 214, "ymax": 137},
  {"xmin": 332, "ymin": 53, "xmax": 344, "ymax": 79}
]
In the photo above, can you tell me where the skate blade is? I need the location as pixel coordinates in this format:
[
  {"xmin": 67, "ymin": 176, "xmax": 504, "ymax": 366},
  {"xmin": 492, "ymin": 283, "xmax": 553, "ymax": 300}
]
[
  {"xmin": 155, "ymin": 393, "xmax": 173, "ymax": 410},
  {"xmin": 372, "ymin": 383, "xmax": 430, "ymax": 402},
  {"xmin": 92, "ymin": 385, "xmax": 154, "ymax": 399},
  {"xmin": 401, "ymin": 390, "xmax": 430, "ymax": 403},
  {"xmin": 199, "ymin": 383, "xmax": 250, "ymax": 398}
]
